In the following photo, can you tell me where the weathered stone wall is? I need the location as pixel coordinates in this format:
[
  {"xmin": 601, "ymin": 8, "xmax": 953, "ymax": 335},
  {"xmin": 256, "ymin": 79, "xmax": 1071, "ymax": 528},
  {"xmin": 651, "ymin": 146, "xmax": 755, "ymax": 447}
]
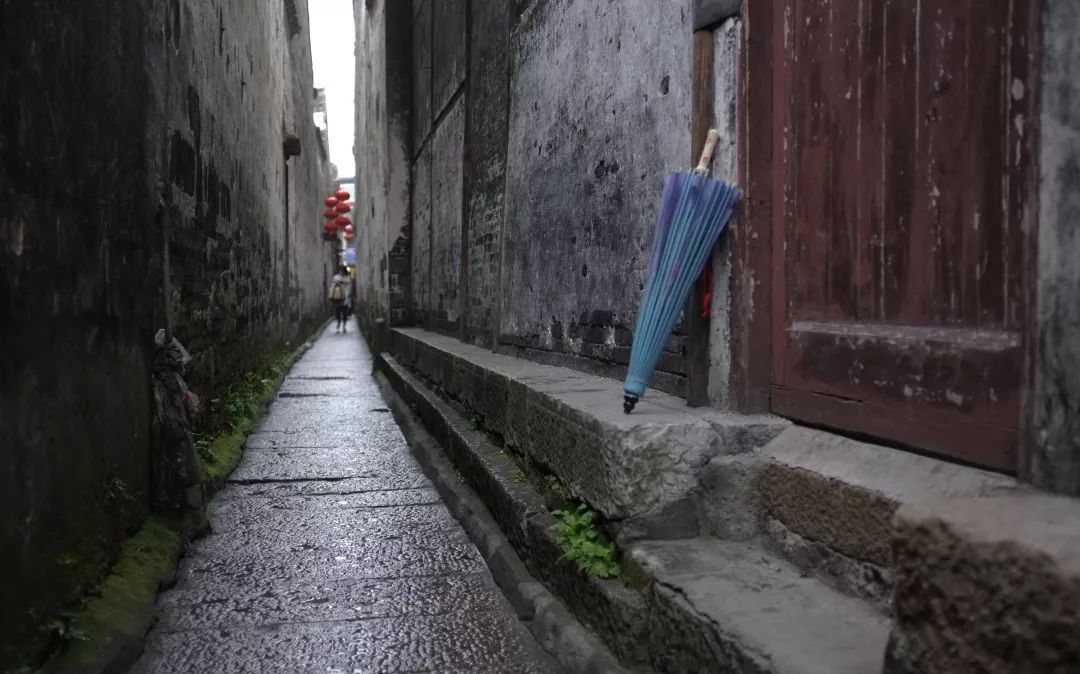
[
  {"xmin": 0, "ymin": 0, "xmax": 328, "ymax": 663},
  {"xmin": 354, "ymin": 0, "xmax": 411, "ymax": 330},
  {"xmin": 1026, "ymin": 0, "xmax": 1080, "ymax": 496},
  {"xmin": 146, "ymin": 0, "xmax": 331, "ymax": 396},
  {"xmin": 356, "ymin": 0, "xmax": 708, "ymax": 390},
  {"xmin": 500, "ymin": 0, "xmax": 694, "ymax": 370},
  {"xmin": 0, "ymin": 2, "xmax": 158, "ymax": 662}
]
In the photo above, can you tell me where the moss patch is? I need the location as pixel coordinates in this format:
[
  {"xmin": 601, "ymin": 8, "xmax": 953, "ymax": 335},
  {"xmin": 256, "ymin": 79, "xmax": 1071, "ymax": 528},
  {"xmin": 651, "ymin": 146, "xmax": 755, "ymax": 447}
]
[
  {"xmin": 39, "ymin": 337, "xmax": 314, "ymax": 672},
  {"xmin": 194, "ymin": 344, "xmax": 307, "ymax": 487},
  {"xmin": 45, "ymin": 516, "xmax": 183, "ymax": 672}
]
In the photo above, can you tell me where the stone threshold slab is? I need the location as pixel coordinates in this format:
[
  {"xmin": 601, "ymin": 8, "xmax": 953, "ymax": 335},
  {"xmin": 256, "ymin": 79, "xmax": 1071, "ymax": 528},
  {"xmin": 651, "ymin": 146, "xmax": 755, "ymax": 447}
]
[{"xmin": 390, "ymin": 327, "xmax": 787, "ymax": 523}]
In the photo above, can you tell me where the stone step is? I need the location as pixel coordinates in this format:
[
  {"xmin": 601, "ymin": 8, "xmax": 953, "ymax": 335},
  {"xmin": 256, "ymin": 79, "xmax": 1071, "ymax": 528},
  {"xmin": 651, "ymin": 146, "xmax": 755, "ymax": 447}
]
[
  {"xmin": 387, "ymin": 326, "xmax": 788, "ymax": 540},
  {"xmin": 886, "ymin": 493, "xmax": 1080, "ymax": 672},
  {"xmin": 377, "ymin": 350, "xmax": 891, "ymax": 673},
  {"xmin": 628, "ymin": 538, "xmax": 891, "ymax": 674},
  {"xmin": 742, "ymin": 426, "xmax": 1020, "ymax": 610}
]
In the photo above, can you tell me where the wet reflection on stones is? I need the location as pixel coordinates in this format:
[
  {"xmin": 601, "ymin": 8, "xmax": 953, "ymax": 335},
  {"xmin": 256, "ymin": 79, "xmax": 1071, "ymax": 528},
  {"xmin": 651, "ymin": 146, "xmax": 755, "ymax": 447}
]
[{"xmin": 131, "ymin": 322, "xmax": 560, "ymax": 673}]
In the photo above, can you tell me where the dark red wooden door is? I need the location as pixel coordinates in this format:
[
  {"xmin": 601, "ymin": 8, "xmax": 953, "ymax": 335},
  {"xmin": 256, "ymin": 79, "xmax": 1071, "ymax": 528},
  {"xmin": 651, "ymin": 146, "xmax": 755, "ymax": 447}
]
[{"xmin": 768, "ymin": 0, "xmax": 1037, "ymax": 471}]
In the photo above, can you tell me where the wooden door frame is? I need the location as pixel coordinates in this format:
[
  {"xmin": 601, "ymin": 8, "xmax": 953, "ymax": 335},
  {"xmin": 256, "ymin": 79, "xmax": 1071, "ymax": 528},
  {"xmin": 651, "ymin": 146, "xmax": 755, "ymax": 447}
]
[
  {"xmin": 732, "ymin": 0, "xmax": 1040, "ymax": 474},
  {"xmin": 729, "ymin": 0, "xmax": 776, "ymax": 413}
]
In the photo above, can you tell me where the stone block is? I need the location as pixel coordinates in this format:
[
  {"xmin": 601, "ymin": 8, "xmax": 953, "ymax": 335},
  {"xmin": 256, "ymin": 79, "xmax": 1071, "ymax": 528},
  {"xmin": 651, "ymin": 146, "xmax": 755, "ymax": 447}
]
[
  {"xmin": 886, "ymin": 494, "xmax": 1080, "ymax": 673},
  {"xmin": 391, "ymin": 328, "xmax": 786, "ymax": 528},
  {"xmin": 757, "ymin": 427, "xmax": 1018, "ymax": 568},
  {"xmin": 697, "ymin": 453, "xmax": 765, "ymax": 541},
  {"xmin": 631, "ymin": 539, "xmax": 891, "ymax": 674}
]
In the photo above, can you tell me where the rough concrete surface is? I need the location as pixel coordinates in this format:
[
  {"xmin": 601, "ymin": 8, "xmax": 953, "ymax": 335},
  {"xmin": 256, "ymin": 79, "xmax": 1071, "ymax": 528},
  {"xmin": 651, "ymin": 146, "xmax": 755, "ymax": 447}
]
[
  {"xmin": 500, "ymin": 0, "xmax": 695, "ymax": 367},
  {"xmin": 631, "ymin": 539, "xmax": 891, "ymax": 674},
  {"xmin": 888, "ymin": 494, "xmax": 1080, "ymax": 673},
  {"xmin": 758, "ymin": 426, "xmax": 1019, "ymax": 567},
  {"xmin": 392, "ymin": 327, "xmax": 786, "ymax": 524},
  {"xmin": 132, "ymin": 323, "xmax": 559, "ymax": 673},
  {"xmin": 1028, "ymin": 0, "xmax": 1080, "ymax": 497}
]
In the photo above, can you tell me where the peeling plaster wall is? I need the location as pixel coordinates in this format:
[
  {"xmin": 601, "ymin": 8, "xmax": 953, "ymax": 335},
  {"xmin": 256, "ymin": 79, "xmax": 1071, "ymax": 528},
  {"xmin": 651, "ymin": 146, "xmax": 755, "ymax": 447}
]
[
  {"xmin": 500, "ymin": 0, "xmax": 695, "ymax": 381},
  {"xmin": 1026, "ymin": 0, "xmax": 1080, "ymax": 495},
  {"xmin": 359, "ymin": 0, "xmax": 740, "ymax": 396}
]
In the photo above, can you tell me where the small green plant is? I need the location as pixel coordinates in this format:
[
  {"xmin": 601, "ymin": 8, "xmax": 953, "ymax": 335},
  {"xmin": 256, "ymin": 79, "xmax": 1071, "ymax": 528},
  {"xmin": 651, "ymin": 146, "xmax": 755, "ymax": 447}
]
[
  {"xmin": 511, "ymin": 468, "xmax": 528, "ymax": 484},
  {"xmin": 549, "ymin": 481, "xmax": 569, "ymax": 502},
  {"xmin": 46, "ymin": 614, "xmax": 88, "ymax": 644},
  {"xmin": 551, "ymin": 503, "xmax": 621, "ymax": 579},
  {"xmin": 465, "ymin": 417, "xmax": 480, "ymax": 431},
  {"xmin": 192, "ymin": 349, "xmax": 300, "ymax": 481}
]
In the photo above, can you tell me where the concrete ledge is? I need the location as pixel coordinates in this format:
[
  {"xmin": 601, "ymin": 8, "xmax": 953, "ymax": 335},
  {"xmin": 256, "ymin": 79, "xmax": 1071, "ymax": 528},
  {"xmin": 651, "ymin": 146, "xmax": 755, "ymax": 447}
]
[
  {"xmin": 755, "ymin": 426, "xmax": 1019, "ymax": 606},
  {"xmin": 630, "ymin": 539, "xmax": 891, "ymax": 674},
  {"xmin": 886, "ymin": 494, "xmax": 1080, "ymax": 673},
  {"xmin": 390, "ymin": 327, "xmax": 787, "ymax": 526}
]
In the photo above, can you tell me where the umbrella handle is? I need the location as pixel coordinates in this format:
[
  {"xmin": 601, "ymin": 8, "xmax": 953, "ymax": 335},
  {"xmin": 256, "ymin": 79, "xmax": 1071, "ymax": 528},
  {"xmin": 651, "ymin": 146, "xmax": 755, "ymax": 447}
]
[{"xmin": 693, "ymin": 129, "xmax": 720, "ymax": 176}]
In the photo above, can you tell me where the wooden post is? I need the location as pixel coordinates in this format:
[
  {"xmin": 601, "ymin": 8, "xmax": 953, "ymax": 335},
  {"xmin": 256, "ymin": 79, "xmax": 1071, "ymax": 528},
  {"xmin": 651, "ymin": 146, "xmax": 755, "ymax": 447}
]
[{"xmin": 685, "ymin": 29, "xmax": 716, "ymax": 407}]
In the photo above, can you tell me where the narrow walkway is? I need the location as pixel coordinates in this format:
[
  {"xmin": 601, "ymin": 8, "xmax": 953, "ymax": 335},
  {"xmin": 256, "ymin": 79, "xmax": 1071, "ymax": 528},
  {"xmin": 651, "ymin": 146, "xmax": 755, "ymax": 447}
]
[{"xmin": 133, "ymin": 322, "xmax": 559, "ymax": 673}]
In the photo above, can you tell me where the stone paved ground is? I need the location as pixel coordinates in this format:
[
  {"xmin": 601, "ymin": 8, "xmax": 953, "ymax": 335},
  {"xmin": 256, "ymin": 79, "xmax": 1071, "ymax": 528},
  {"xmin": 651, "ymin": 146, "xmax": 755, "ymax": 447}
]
[{"xmin": 132, "ymin": 322, "xmax": 560, "ymax": 674}]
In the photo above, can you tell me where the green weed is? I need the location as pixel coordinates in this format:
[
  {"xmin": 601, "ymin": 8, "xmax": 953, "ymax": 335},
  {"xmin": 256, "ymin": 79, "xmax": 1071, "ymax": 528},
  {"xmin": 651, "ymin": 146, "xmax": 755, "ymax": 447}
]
[
  {"xmin": 551, "ymin": 503, "xmax": 621, "ymax": 579},
  {"xmin": 192, "ymin": 348, "xmax": 301, "ymax": 483}
]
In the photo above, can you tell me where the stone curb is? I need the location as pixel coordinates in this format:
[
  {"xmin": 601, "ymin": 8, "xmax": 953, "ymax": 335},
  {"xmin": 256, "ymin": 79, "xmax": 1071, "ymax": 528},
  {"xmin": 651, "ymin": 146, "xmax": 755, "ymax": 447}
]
[{"xmin": 375, "ymin": 365, "xmax": 631, "ymax": 674}]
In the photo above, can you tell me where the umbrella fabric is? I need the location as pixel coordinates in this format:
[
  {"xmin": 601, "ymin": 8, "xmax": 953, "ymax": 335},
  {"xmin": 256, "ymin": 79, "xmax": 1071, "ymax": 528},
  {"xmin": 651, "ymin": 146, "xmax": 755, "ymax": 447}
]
[{"xmin": 623, "ymin": 172, "xmax": 740, "ymax": 412}]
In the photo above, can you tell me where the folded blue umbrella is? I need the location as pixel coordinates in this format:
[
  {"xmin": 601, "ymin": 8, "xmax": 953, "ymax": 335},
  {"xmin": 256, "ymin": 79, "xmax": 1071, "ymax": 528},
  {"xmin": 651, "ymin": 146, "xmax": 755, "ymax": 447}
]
[{"xmin": 623, "ymin": 130, "xmax": 741, "ymax": 413}]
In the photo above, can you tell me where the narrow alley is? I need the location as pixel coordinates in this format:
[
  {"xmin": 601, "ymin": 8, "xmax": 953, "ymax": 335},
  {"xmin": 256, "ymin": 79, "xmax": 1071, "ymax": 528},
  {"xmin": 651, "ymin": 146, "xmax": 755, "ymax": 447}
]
[
  {"xmin": 131, "ymin": 322, "xmax": 558, "ymax": 673},
  {"xmin": 5, "ymin": 0, "xmax": 1080, "ymax": 672}
]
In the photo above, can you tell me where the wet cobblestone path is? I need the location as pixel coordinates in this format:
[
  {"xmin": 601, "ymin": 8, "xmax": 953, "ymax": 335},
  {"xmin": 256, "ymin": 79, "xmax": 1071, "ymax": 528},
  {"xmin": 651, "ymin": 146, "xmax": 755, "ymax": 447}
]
[{"xmin": 132, "ymin": 323, "xmax": 559, "ymax": 673}]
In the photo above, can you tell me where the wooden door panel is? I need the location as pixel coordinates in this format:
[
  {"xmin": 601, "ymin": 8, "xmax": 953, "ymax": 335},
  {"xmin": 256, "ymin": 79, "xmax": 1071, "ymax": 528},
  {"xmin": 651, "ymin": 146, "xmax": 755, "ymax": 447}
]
[
  {"xmin": 770, "ymin": 0, "xmax": 1036, "ymax": 470},
  {"xmin": 776, "ymin": 322, "xmax": 1022, "ymax": 469}
]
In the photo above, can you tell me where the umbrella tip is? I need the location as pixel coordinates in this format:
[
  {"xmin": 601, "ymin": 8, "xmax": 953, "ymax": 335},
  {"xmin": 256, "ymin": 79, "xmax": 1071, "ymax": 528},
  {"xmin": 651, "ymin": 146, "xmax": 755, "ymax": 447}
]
[{"xmin": 623, "ymin": 396, "xmax": 637, "ymax": 414}]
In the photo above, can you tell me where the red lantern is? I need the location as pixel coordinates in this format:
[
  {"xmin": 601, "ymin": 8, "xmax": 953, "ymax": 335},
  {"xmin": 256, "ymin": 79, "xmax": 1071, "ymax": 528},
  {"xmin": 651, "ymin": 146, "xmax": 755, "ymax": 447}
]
[
  {"xmin": 324, "ymin": 220, "xmax": 339, "ymax": 234},
  {"xmin": 323, "ymin": 208, "xmax": 337, "ymax": 219},
  {"xmin": 324, "ymin": 196, "xmax": 338, "ymax": 208},
  {"xmin": 345, "ymin": 232, "xmax": 355, "ymax": 242},
  {"xmin": 335, "ymin": 215, "xmax": 350, "ymax": 227},
  {"xmin": 335, "ymin": 190, "xmax": 351, "ymax": 201},
  {"xmin": 335, "ymin": 202, "xmax": 351, "ymax": 214},
  {"xmin": 343, "ymin": 224, "xmax": 354, "ymax": 235}
]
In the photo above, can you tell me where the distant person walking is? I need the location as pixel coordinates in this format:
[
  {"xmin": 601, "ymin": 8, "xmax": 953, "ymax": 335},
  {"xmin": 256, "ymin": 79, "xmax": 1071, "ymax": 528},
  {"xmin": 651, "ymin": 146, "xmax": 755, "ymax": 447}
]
[{"xmin": 329, "ymin": 266, "xmax": 351, "ymax": 333}]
